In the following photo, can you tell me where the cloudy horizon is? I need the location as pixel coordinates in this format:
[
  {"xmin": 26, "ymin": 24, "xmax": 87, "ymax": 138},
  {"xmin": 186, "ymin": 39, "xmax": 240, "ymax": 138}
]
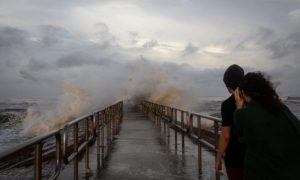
[{"xmin": 1, "ymin": 0, "xmax": 300, "ymax": 105}]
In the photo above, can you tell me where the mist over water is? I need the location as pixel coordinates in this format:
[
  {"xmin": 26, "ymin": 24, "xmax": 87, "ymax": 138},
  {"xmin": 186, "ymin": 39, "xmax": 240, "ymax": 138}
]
[
  {"xmin": 1, "ymin": 56, "xmax": 299, "ymax": 145},
  {"xmin": 19, "ymin": 60, "xmax": 207, "ymax": 135}
]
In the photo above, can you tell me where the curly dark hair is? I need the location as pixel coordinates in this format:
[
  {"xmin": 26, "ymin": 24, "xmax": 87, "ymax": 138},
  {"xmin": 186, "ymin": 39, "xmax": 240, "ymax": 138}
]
[{"xmin": 238, "ymin": 72, "xmax": 284, "ymax": 115}]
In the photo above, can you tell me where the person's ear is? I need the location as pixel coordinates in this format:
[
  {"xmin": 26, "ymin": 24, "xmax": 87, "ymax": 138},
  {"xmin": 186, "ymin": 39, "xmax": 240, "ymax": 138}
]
[{"xmin": 240, "ymin": 91, "xmax": 251, "ymax": 102}]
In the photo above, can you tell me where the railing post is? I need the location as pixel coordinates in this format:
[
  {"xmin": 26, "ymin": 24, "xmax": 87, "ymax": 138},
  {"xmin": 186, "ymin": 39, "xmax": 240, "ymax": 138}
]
[
  {"xmin": 114, "ymin": 107, "xmax": 117, "ymax": 135},
  {"xmin": 115, "ymin": 108, "xmax": 119, "ymax": 134},
  {"xmin": 174, "ymin": 109, "xmax": 178, "ymax": 151},
  {"xmin": 34, "ymin": 142, "xmax": 42, "ymax": 180},
  {"xmin": 214, "ymin": 121, "xmax": 220, "ymax": 180},
  {"xmin": 115, "ymin": 108, "xmax": 117, "ymax": 135},
  {"xmin": 106, "ymin": 109, "xmax": 110, "ymax": 157},
  {"xmin": 96, "ymin": 112, "xmax": 101, "ymax": 170},
  {"xmin": 116, "ymin": 106, "xmax": 118, "ymax": 133},
  {"xmin": 181, "ymin": 111, "xmax": 185, "ymax": 152},
  {"xmin": 159, "ymin": 111, "xmax": 162, "ymax": 129},
  {"xmin": 189, "ymin": 113, "xmax": 193, "ymax": 134},
  {"xmin": 163, "ymin": 117, "xmax": 166, "ymax": 134},
  {"xmin": 101, "ymin": 112, "xmax": 105, "ymax": 167},
  {"xmin": 112, "ymin": 108, "xmax": 115, "ymax": 137},
  {"xmin": 160, "ymin": 106, "xmax": 163, "ymax": 129},
  {"xmin": 118, "ymin": 104, "xmax": 122, "ymax": 133},
  {"xmin": 110, "ymin": 109, "xmax": 113, "ymax": 145},
  {"xmin": 111, "ymin": 108, "xmax": 113, "ymax": 136},
  {"xmin": 93, "ymin": 112, "xmax": 97, "ymax": 139},
  {"xmin": 197, "ymin": 116, "xmax": 202, "ymax": 177},
  {"xmin": 73, "ymin": 123, "xmax": 78, "ymax": 180},
  {"xmin": 167, "ymin": 107, "xmax": 170, "ymax": 143},
  {"xmin": 117, "ymin": 105, "xmax": 120, "ymax": 132},
  {"xmin": 55, "ymin": 133, "xmax": 62, "ymax": 176},
  {"xmin": 62, "ymin": 125, "xmax": 69, "ymax": 164},
  {"xmin": 85, "ymin": 117, "xmax": 92, "ymax": 176}
]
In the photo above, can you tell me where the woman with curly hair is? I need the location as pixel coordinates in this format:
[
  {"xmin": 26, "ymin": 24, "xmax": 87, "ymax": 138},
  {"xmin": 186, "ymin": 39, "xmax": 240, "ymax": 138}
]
[{"xmin": 234, "ymin": 72, "xmax": 300, "ymax": 180}]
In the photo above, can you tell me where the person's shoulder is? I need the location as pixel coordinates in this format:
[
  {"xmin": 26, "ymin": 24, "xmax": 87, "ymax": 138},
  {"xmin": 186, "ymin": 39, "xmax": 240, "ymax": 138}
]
[
  {"xmin": 235, "ymin": 103, "xmax": 257, "ymax": 120},
  {"xmin": 245, "ymin": 101, "xmax": 263, "ymax": 113},
  {"xmin": 222, "ymin": 95, "xmax": 235, "ymax": 108},
  {"xmin": 234, "ymin": 107, "xmax": 249, "ymax": 120},
  {"xmin": 235, "ymin": 107, "xmax": 248, "ymax": 114}
]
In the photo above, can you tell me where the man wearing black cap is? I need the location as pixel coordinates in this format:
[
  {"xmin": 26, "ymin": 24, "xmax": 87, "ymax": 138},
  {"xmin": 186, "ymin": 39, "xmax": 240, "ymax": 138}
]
[{"xmin": 216, "ymin": 64, "xmax": 246, "ymax": 180}]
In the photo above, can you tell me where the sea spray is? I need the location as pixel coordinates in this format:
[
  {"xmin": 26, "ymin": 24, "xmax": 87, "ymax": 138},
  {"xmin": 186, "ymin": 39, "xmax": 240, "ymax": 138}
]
[
  {"xmin": 22, "ymin": 81, "xmax": 90, "ymax": 135},
  {"xmin": 124, "ymin": 61, "xmax": 189, "ymax": 108},
  {"xmin": 21, "ymin": 60, "xmax": 215, "ymax": 135},
  {"xmin": 149, "ymin": 86, "xmax": 183, "ymax": 106}
]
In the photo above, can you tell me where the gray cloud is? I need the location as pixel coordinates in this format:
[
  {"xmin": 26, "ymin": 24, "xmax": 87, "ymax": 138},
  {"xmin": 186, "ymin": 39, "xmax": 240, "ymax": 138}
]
[
  {"xmin": 267, "ymin": 32, "xmax": 300, "ymax": 59},
  {"xmin": 27, "ymin": 58, "xmax": 51, "ymax": 71},
  {"xmin": 0, "ymin": 26, "xmax": 29, "ymax": 68},
  {"xmin": 0, "ymin": 27, "xmax": 34, "ymax": 98},
  {"xmin": 56, "ymin": 51, "xmax": 111, "ymax": 68},
  {"xmin": 129, "ymin": 31, "xmax": 139, "ymax": 45},
  {"xmin": 142, "ymin": 40, "xmax": 158, "ymax": 49},
  {"xmin": 56, "ymin": 52, "xmax": 94, "ymax": 68},
  {"xmin": 235, "ymin": 27, "xmax": 275, "ymax": 50},
  {"xmin": 0, "ymin": 26, "xmax": 27, "ymax": 51},
  {"xmin": 93, "ymin": 22, "xmax": 117, "ymax": 49},
  {"xmin": 234, "ymin": 26, "xmax": 300, "ymax": 63},
  {"xmin": 182, "ymin": 43, "xmax": 199, "ymax": 57},
  {"xmin": 39, "ymin": 25, "xmax": 73, "ymax": 47},
  {"xmin": 255, "ymin": 27, "xmax": 275, "ymax": 45},
  {"xmin": 94, "ymin": 23, "xmax": 109, "ymax": 35},
  {"xmin": 19, "ymin": 70, "xmax": 39, "ymax": 82}
]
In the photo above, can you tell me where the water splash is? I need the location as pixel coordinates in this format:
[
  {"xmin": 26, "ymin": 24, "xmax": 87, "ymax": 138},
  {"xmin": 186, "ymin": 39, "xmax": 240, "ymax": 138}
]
[
  {"xmin": 125, "ymin": 63, "xmax": 187, "ymax": 108},
  {"xmin": 148, "ymin": 86, "xmax": 183, "ymax": 105},
  {"xmin": 22, "ymin": 81, "xmax": 90, "ymax": 135}
]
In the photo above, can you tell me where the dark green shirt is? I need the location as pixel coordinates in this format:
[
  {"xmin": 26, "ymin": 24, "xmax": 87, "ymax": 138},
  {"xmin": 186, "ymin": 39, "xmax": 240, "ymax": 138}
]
[{"xmin": 234, "ymin": 101, "xmax": 300, "ymax": 180}]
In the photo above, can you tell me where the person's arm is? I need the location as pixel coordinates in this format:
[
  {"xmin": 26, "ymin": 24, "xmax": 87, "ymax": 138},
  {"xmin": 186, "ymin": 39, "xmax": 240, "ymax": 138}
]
[{"xmin": 215, "ymin": 126, "xmax": 231, "ymax": 175}]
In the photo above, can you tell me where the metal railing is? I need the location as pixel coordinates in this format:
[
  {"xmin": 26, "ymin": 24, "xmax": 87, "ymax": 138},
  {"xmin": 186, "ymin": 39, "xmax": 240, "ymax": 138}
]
[
  {"xmin": 0, "ymin": 101, "xmax": 123, "ymax": 180},
  {"xmin": 141, "ymin": 101, "xmax": 221, "ymax": 180}
]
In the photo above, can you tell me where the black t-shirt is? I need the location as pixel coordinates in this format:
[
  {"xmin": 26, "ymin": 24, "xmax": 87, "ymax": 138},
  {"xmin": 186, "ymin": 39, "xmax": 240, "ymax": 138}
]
[{"xmin": 221, "ymin": 95, "xmax": 246, "ymax": 167}]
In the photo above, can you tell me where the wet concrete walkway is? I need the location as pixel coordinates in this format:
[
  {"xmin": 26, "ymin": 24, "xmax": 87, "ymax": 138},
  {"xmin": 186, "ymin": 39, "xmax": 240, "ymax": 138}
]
[
  {"xmin": 95, "ymin": 107, "xmax": 223, "ymax": 180},
  {"xmin": 97, "ymin": 109, "xmax": 189, "ymax": 179}
]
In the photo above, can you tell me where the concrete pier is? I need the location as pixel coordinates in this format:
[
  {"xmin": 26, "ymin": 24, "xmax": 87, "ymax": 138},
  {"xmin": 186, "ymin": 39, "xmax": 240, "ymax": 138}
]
[{"xmin": 58, "ymin": 106, "xmax": 225, "ymax": 180}]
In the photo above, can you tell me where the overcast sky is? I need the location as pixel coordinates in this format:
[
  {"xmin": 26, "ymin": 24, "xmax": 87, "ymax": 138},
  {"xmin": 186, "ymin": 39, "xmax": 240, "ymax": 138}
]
[{"xmin": 1, "ymin": 0, "xmax": 300, "ymax": 105}]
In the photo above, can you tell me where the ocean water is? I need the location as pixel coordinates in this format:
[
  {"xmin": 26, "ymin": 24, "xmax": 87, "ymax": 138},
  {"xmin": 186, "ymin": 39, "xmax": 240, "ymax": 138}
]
[
  {"xmin": 0, "ymin": 97, "xmax": 299, "ymax": 152},
  {"xmin": 0, "ymin": 99, "xmax": 56, "ymax": 152}
]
